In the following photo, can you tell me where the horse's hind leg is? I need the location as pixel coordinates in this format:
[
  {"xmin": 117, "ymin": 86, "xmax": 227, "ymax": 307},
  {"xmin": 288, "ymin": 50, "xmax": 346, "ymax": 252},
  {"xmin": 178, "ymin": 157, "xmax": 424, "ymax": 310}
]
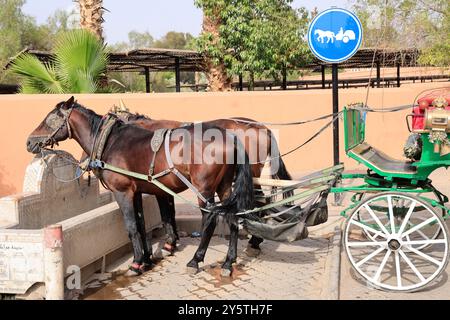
[
  {"xmin": 186, "ymin": 200, "xmax": 217, "ymax": 274},
  {"xmin": 156, "ymin": 195, "xmax": 178, "ymax": 254},
  {"xmin": 248, "ymin": 164, "xmax": 264, "ymax": 257},
  {"xmin": 114, "ymin": 191, "xmax": 146, "ymax": 276},
  {"xmin": 168, "ymin": 195, "xmax": 179, "ymax": 241},
  {"xmin": 133, "ymin": 193, "xmax": 153, "ymax": 268},
  {"xmin": 246, "ymin": 236, "xmax": 263, "ymax": 257},
  {"xmin": 221, "ymin": 215, "xmax": 239, "ymax": 277}
]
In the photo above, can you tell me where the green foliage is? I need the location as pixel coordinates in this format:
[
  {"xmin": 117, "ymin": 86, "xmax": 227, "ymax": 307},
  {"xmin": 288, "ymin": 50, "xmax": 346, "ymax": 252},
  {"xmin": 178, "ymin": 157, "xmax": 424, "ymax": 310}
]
[
  {"xmin": 0, "ymin": 1, "xmax": 78, "ymax": 83},
  {"xmin": 10, "ymin": 29, "xmax": 109, "ymax": 93},
  {"xmin": 352, "ymin": 0, "xmax": 450, "ymax": 66},
  {"xmin": 154, "ymin": 32, "xmax": 194, "ymax": 49},
  {"xmin": 194, "ymin": 0, "xmax": 311, "ymax": 81}
]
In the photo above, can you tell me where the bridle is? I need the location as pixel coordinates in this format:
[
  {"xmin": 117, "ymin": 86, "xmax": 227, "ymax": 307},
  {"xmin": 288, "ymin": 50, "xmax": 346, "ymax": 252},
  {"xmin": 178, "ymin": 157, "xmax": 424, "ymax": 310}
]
[{"xmin": 31, "ymin": 104, "xmax": 74, "ymax": 149}]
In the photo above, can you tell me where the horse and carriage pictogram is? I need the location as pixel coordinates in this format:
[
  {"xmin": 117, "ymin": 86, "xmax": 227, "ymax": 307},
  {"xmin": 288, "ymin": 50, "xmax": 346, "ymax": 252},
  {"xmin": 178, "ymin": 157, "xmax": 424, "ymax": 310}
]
[
  {"xmin": 314, "ymin": 27, "xmax": 356, "ymax": 44},
  {"xmin": 25, "ymin": 88, "xmax": 450, "ymax": 292}
]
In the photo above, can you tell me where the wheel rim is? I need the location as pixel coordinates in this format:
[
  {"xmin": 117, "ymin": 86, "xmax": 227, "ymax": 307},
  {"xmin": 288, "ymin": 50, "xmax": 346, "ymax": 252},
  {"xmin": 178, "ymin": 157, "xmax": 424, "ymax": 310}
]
[{"xmin": 345, "ymin": 193, "xmax": 449, "ymax": 292}]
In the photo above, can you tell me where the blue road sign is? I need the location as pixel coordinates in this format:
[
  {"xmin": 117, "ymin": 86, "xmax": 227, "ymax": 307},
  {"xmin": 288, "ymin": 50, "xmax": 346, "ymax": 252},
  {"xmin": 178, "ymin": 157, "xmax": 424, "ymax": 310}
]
[{"xmin": 307, "ymin": 8, "xmax": 363, "ymax": 63}]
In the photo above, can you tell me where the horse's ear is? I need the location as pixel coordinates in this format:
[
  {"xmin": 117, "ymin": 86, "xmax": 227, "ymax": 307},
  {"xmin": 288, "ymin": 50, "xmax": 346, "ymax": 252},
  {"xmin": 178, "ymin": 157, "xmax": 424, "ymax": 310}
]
[{"xmin": 62, "ymin": 96, "xmax": 75, "ymax": 109}]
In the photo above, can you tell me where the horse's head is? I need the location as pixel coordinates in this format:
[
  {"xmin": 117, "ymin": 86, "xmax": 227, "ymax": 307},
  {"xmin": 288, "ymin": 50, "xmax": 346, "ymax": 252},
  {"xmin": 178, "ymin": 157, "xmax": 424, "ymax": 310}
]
[{"xmin": 26, "ymin": 96, "xmax": 75, "ymax": 154}]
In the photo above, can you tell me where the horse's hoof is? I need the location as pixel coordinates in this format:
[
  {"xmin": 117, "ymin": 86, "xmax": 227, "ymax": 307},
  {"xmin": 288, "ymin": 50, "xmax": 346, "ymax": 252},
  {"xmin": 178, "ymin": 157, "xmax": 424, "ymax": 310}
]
[
  {"xmin": 125, "ymin": 264, "xmax": 142, "ymax": 277},
  {"xmin": 221, "ymin": 268, "xmax": 232, "ymax": 277},
  {"xmin": 245, "ymin": 245, "xmax": 261, "ymax": 257},
  {"xmin": 186, "ymin": 266, "xmax": 199, "ymax": 275},
  {"xmin": 162, "ymin": 243, "xmax": 176, "ymax": 257},
  {"xmin": 125, "ymin": 262, "xmax": 151, "ymax": 277}
]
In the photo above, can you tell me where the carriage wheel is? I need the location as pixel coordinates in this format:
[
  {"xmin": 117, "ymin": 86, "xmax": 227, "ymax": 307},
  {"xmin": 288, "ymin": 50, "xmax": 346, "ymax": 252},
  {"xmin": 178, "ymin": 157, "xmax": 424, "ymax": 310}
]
[
  {"xmin": 357, "ymin": 189, "xmax": 446, "ymax": 250},
  {"xmin": 344, "ymin": 192, "xmax": 449, "ymax": 292}
]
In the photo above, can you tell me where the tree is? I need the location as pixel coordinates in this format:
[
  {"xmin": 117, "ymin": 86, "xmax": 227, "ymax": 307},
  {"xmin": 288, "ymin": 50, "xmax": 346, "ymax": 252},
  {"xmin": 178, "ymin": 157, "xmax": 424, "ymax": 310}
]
[
  {"xmin": 10, "ymin": 29, "xmax": 109, "ymax": 93},
  {"xmin": 352, "ymin": 0, "xmax": 449, "ymax": 66},
  {"xmin": 194, "ymin": 0, "xmax": 311, "ymax": 91},
  {"xmin": 153, "ymin": 32, "xmax": 194, "ymax": 49},
  {"xmin": 76, "ymin": 0, "xmax": 105, "ymax": 41},
  {"xmin": 0, "ymin": 0, "xmax": 28, "ymax": 82},
  {"xmin": 0, "ymin": 2, "xmax": 79, "ymax": 83}
]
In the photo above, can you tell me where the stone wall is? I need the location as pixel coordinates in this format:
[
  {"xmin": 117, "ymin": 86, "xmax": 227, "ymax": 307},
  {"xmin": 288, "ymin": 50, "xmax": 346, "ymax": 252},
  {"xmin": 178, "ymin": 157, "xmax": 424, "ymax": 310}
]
[{"xmin": 0, "ymin": 151, "xmax": 162, "ymax": 297}]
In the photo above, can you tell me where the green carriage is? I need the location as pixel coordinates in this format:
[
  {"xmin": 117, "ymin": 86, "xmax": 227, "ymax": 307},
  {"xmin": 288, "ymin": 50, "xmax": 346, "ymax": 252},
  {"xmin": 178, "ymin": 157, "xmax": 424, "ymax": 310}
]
[{"xmin": 335, "ymin": 99, "xmax": 450, "ymax": 292}]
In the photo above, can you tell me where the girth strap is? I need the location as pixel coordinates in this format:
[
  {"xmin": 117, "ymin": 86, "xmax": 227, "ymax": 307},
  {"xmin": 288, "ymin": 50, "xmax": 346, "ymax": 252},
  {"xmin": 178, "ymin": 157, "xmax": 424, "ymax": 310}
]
[{"xmin": 163, "ymin": 129, "xmax": 210, "ymax": 204}]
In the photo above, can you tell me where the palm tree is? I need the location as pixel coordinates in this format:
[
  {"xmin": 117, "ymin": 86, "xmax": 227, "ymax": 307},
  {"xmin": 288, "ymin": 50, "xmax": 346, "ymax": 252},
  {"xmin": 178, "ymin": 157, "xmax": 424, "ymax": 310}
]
[
  {"xmin": 201, "ymin": 12, "xmax": 232, "ymax": 92},
  {"xmin": 77, "ymin": 0, "xmax": 105, "ymax": 42},
  {"xmin": 10, "ymin": 29, "xmax": 109, "ymax": 93}
]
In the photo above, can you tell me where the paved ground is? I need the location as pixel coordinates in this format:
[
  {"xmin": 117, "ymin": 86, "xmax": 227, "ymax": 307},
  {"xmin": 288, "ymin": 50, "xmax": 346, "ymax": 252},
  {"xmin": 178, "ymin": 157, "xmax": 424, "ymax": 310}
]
[
  {"xmin": 80, "ymin": 229, "xmax": 336, "ymax": 300},
  {"xmin": 78, "ymin": 168, "xmax": 450, "ymax": 300}
]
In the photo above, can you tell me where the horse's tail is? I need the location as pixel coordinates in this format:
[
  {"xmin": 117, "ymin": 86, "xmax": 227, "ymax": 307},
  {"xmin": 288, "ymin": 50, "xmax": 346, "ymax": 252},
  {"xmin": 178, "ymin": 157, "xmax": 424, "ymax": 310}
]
[
  {"xmin": 220, "ymin": 134, "xmax": 255, "ymax": 214},
  {"xmin": 269, "ymin": 132, "xmax": 294, "ymax": 200}
]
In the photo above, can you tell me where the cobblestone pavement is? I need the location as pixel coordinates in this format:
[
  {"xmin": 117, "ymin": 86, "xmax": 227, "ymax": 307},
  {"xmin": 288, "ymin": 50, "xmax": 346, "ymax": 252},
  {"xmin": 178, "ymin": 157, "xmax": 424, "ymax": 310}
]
[{"xmin": 81, "ymin": 233, "xmax": 334, "ymax": 300}]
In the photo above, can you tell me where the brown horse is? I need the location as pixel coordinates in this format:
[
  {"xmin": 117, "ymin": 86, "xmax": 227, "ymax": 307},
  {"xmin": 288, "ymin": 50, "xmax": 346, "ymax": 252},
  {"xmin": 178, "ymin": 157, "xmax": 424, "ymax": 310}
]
[
  {"xmin": 108, "ymin": 110, "xmax": 293, "ymax": 255},
  {"xmin": 26, "ymin": 97, "xmax": 255, "ymax": 276}
]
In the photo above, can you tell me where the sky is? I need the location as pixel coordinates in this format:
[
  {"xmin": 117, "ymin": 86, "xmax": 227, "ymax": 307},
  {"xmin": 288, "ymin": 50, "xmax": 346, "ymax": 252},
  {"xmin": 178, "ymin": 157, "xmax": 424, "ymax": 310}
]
[{"xmin": 22, "ymin": 0, "xmax": 349, "ymax": 45}]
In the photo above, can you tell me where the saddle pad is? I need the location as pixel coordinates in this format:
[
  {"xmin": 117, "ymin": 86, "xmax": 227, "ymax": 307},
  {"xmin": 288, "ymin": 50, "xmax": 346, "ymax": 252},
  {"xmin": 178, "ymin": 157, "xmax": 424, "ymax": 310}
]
[{"xmin": 151, "ymin": 128, "xmax": 168, "ymax": 153}]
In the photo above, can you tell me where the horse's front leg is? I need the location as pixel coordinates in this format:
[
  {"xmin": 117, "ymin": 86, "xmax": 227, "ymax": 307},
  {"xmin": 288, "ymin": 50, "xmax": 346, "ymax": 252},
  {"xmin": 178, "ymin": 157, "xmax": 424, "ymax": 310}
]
[
  {"xmin": 156, "ymin": 195, "xmax": 178, "ymax": 254},
  {"xmin": 114, "ymin": 191, "xmax": 146, "ymax": 276},
  {"xmin": 186, "ymin": 199, "xmax": 217, "ymax": 274},
  {"xmin": 133, "ymin": 193, "xmax": 153, "ymax": 268}
]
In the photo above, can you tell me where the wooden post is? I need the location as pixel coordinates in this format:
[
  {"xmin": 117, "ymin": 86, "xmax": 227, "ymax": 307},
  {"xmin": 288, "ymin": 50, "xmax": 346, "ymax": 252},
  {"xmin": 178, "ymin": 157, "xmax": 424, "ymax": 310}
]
[
  {"xmin": 175, "ymin": 57, "xmax": 181, "ymax": 92},
  {"xmin": 282, "ymin": 66, "xmax": 287, "ymax": 90},
  {"xmin": 321, "ymin": 65, "xmax": 326, "ymax": 89},
  {"xmin": 376, "ymin": 60, "xmax": 381, "ymax": 88},
  {"xmin": 144, "ymin": 67, "xmax": 150, "ymax": 93},
  {"xmin": 44, "ymin": 225, "xmax": 64, "ymax": 300},
  {"xmin": 396, "ymin": 63, "xmax": 401, "ymax": 88},
  {"xmin": 239, "ymin": 74, "xmax": 243, "ymax": 91}
]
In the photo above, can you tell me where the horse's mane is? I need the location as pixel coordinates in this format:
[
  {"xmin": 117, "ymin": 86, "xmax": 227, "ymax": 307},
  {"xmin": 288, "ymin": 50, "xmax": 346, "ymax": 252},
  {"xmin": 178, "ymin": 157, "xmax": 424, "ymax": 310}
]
[
  {"xmin": 72, "ymin": 102, "xmax": 120, "ymax": 137},
  {"xmin": 123, "ymin": 112, "xmax": 151, "ymax": 121}
]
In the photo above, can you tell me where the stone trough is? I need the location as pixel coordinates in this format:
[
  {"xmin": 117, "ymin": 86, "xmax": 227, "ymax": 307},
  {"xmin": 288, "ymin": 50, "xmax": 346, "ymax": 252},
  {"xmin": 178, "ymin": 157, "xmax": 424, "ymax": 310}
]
[{"xmin": 0, "ymin": 151, "xmax": 161, "ymax": 299}]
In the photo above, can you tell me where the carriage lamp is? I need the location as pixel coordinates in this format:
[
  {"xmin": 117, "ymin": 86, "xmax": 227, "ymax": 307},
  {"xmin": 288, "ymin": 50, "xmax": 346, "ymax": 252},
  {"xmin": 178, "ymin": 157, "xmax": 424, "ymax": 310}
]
[{"xmin": 424, "ymin": 98, "xmax": 450, "ymax": 154}]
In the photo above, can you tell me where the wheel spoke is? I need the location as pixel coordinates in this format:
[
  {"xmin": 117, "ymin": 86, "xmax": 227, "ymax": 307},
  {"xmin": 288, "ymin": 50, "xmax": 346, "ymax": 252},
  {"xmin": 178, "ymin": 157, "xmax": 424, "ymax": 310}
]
[
  {"xmin": 373, "ymin": 249, "xmax": 391, "ymax": 282},
  {"xmin": 399, "ymin": 249, "xmax": 426, "ymax": 282},
  {"xmin": 347, "ymin": 241, "xmax": 386, "ymax": 247},
  {"xmin": 350, "ymin": 219, "xmax": 388, "ymax": 239},
  {"xmin": 403, "ymin": 239, "xmax": 446, "ymax": 246},
  {"xmin": 407, "ymin": 221, "xmax": 430, "ymax": 241},
  {"xmin": 402, "ymin": 217, "xmax": 438, "ymax": 238},
  {"xmin": 395, "ymin": 251, "xmax": 402, "ymax": 288},
  {"xmin": 364, "ymin": 204, "xmax": 390, "ymax": 235},
  {"xmin": 405, "ymin": 245, "xmax": 443, "ymax": 266},
  {"xmin": 356, "ymin": 247, "xmax": 386, "ymax": 267},
  {"xmin": 388, "ymin": 196, "xmax": 396, "ymax": 235},
  {"xmin": 398, "ymin": 200, "xmax": 416, "ymax": 235}
]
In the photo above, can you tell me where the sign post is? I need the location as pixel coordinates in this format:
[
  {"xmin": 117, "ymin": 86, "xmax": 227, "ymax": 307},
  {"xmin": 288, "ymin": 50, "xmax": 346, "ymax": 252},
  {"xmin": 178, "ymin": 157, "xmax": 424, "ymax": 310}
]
[{"xmin": 307, "ymin": 8, "xmax": 363, "ymax": 167}]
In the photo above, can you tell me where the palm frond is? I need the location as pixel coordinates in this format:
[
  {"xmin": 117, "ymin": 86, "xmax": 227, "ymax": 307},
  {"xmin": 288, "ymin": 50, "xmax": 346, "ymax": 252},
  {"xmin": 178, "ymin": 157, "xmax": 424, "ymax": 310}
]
[
  {"xmin": 54, "ymin": 29, "xmax": 109, "ymax": 89},
  {"xmin": 10, "ymin": 54, "xmax": 64, "ymax": 94}
]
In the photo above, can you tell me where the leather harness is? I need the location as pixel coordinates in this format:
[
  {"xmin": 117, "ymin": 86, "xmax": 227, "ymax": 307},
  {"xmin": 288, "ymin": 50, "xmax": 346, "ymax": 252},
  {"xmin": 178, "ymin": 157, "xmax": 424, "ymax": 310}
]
[{"xmin": 90, "ymin": 118, "xmax": 210, "ymax": 205}]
